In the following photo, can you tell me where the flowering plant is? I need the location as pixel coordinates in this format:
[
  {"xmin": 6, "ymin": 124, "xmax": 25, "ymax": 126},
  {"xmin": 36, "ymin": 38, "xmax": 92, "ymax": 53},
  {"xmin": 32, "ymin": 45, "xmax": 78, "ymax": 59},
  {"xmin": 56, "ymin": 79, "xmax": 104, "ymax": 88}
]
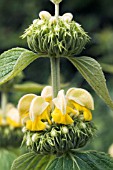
[{"xmin": 0, "ymin": 0, "xmax": 113, "ymax": 169}]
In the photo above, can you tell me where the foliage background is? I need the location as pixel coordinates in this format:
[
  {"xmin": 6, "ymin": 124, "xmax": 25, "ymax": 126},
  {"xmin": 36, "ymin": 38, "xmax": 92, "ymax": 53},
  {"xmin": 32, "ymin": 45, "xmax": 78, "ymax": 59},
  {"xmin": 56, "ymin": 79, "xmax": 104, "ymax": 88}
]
[{"xmin": 0, "ymin": 0, "xmax": 113, "ymax": 153}]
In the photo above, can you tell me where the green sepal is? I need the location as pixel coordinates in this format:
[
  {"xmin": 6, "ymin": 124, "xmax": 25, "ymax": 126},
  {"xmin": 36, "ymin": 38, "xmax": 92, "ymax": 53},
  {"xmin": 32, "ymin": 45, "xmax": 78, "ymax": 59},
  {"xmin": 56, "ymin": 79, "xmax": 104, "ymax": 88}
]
[
  {"xmin": 0, "ymin": 149, "xmax": 17, "ymax": 170},
  {"xmin": 11, "ymin": 152, "xmax": 55, "ymax": 170},
  {"xmin": 68, "ymin": 56, "xmax": 113, "ymax": 110},
  {"xmin": 46, "ymin": 150, "xmax": 113, "ymax": 170},
  {"xmin": 0, "ymin": 48, "xmax": 44, "ymax": 85}
]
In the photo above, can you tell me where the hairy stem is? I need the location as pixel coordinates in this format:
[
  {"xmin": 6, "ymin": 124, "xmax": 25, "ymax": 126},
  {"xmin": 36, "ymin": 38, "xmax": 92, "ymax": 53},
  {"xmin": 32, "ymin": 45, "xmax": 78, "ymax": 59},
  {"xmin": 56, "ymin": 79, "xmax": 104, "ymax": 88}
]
[
  {"xmin": 1, "ymin": 91, "xmax": 8, "ymax": 118},
  {"xmin": 50, "ymin": 57, "xmax": 60, "ymax": 98}
]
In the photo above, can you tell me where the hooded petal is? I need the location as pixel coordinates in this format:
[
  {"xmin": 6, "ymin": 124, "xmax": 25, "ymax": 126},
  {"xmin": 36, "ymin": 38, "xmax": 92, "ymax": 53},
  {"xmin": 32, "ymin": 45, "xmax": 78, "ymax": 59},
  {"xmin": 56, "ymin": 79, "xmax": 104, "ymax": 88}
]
[
  {"xmin": 53, "ymin": 90, "xmax": 67, "ymax": 114},
  {"xmin": 41, "ymin": 86, "xmax": 52, "ymax": 102},
  {"xmin": 18, "ymin": 94, "xmax": 37, "ymax": 117},
  {"xmin": 66, "ymin": 88, "xmax": 94, "ymax": 110},
  {"xmin": 29, "ymin": 96, "xmax": 49, "ymax": 121}
]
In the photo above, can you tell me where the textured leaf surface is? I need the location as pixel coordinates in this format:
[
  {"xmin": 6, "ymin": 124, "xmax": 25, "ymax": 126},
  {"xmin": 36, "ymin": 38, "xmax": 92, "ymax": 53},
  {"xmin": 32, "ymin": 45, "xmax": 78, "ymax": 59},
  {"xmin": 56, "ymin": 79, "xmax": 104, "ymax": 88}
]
[
  {"xmin": 75, "ymin": 150, "xmax": 113, "ymax": 170},
  {"xmin": 11, "ymin": 152, "xmax": 54, "ymax": 170},
  {"xmin": 46, "ymin": 154, "xmax": 80, "ymax": 170},
  {"xmin": 46, "ymin": 151, "xmax": 113, "ymax": 170},
  {"xmin": 69, "ymin": 56, "xmax": 113, "ymax": 110},
  {"xmin": 0, "ymin": 149, "xmax": 17, "ymax": 170},
  {"xmin": 0, "ymin": 48, "xmax": 42, "ymax": 85},
  {"xmin": 13, "ymin": 82, "xmax": 45, "ymax": 93}
]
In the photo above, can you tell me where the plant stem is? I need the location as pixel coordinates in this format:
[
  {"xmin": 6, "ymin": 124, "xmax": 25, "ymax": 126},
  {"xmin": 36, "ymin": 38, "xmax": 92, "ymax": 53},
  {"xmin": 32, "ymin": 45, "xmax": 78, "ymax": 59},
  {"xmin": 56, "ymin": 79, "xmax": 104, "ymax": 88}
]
[
  {"xmin": 50, "ymin": 2, "xmax": 60, "ymax": 99},
  {"xmin": 1, "ymin": 91, "xmax": 7, "ymax": 119},
  {"xmin": 50, "ymin": 57, "xmax": 60, "ymax": 98},
  {"xmin": 55, "ymin": 4, "xmax": 59, "ymax": 18}
]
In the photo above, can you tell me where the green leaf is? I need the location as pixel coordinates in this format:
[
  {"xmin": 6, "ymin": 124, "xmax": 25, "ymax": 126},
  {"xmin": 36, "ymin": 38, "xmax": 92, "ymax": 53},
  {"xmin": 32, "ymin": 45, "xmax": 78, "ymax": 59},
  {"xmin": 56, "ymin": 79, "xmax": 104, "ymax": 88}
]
[
  {"xmin": 0, "ymin": 48, "xmax": 43, "ymax": 85},
  {"xmin": 75, "ymin": 150, "xmax": 113, "ymax": 170},
  {"xmin": 0, "ymin": 149, "xmax": 17, "ymax": 170},
  {"xmin": 13, "ymin": 82, "xmax": 45, "ymax": 93},
  {"xmin": 46, "ymin": 151, "xmax": 113, "ymax": 170},
  {"xmin": 46, "ymin": 154, "xmax": 80, "ymax": 170},
  {"xmin": 11, "ymin": 152, "xmax": 54, "ymax": 170},
  {"xmin": 68, "ymin": 56, "xmax": 113, "ymax": 110}
]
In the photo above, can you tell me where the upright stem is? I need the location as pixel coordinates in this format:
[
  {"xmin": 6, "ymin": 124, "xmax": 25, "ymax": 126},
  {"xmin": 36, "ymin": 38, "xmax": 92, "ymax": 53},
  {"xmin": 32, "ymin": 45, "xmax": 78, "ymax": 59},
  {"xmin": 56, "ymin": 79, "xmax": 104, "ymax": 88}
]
[
  {"xmin": 1, "ymin": 91, "xmax": 7, "ymax": 119},
  {"xmin": 55, "ymin": 4, "xmax": 59, "ymax": 18},
  {"xmin": 50, "ymin": 57, "xmax": 60, "ymax": 98},
  {"xmin": 50, "ymin": 2, "xmax": 60, "ymax": 99}
]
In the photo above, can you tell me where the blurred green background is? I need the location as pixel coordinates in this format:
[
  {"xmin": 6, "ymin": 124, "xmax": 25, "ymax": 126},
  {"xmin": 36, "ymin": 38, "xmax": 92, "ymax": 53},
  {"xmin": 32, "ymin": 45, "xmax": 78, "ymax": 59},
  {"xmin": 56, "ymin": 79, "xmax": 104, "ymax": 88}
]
[{"xmin": 0, "ymin": 0, "xmax": 113, "ymax": 153}]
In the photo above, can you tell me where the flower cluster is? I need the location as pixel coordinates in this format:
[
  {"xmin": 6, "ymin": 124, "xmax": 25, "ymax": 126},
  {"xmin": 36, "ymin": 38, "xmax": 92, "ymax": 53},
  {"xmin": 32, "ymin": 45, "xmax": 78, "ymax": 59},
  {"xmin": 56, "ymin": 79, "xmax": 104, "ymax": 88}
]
[
  {"xmin": 18, "ymin": 86, "xmax": 96, "ymax": 154},
  {"xmin": 18, "ymin": 86, "xmax": 94, "ymax": 132},
  {"xmin": 22, "ymin": 11, "xmax": 89, "ymax": 57}
]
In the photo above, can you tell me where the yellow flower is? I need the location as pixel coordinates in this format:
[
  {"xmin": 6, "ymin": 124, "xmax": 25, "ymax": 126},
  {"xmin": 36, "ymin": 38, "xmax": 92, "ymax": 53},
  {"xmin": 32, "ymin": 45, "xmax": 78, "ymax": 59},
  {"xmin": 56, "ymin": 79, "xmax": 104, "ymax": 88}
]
[
  {"xmin": 0, "ymin": 104, "xmax": 19, "ymax": 126},
  {"xmin": 66, "ymin": 88, "xmax": 94, "ymax": 121},
  {"xmin": 52, "ymin": 90, "xmax": 74, "ymax": 124},
  {"xmin": 18, "ymin": 86, "xmax": 52, "ymax": 131},
  {"xmin": 7, "ymin": 107, "xmax": 22, "ymax": 128},
  {"xmin": 52, "ymin": 88, "xmax": 94, "ymax": 124}
]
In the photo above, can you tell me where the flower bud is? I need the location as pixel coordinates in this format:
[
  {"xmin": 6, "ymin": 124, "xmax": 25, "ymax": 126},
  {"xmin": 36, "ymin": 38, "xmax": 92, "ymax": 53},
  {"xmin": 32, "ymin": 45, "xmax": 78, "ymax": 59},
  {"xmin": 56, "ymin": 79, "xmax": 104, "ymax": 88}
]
[
  {"xmin": 26, "ymin": 138, "xmax": 32, "ymax": 146},
  {"xmin": 32, "ymin": 133, "xmax": 39, "ymax": 142},
  {"xmin": 37, "ymin": 20, "xmax": 44, "ymax": 26},
  {"xmin": 39, "ymin": 11, "xmax": 51, "ymax": 20},
  {"xmin": 33, "ymin": 19, "xmax": 38, "ymax": 25},
  {"xmin": 80, "ymin": 122, "xmax": 86, "ymax": 129},
  {"xmin": 49, "ymin": 16, "xmax": 57, "ymax": 25},
  {"xmin": 62, "ymin": 13, "xmax": 73, "ymax": 22},
  {"xmin": 22, "ymin": 127, "xmax": 27, "ymax": 133},
  {"xmin": 62, "ymin": 126, "xmax": 69, "ymax": 134},
  {"xmin": 51, "ymin": 129, "xmax": 57, "ymax": 137}
]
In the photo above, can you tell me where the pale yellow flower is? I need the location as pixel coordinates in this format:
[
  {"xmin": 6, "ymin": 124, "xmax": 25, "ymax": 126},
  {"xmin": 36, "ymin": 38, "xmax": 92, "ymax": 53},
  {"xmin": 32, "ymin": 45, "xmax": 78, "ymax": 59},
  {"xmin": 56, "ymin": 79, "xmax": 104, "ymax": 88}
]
[
  {"xmin": 18, "ymin": 86, "xmax": 52, "ymax": 131},
  {"xmin": 7, "ymin": 107, "xmax": 21, "ymax": 128},
  {"xmin": 52, "ymin": 88, "xmax": 94, "ymax": 124}
]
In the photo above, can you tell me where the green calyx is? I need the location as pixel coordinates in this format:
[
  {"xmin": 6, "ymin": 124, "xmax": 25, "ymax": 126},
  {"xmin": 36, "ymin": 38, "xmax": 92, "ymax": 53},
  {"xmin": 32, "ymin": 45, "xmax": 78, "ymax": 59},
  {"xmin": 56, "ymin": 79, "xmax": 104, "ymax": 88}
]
[
  {"xmin": 22, "ymin": 118, "xmax": 96, "ymax": 155},
  {"xmin": 0, "ymin": 126, "xmax": 23, "ymax": 148},
  {"xmin": 22, "ymin": 12, "xmax": 89, "ymax": 58}
]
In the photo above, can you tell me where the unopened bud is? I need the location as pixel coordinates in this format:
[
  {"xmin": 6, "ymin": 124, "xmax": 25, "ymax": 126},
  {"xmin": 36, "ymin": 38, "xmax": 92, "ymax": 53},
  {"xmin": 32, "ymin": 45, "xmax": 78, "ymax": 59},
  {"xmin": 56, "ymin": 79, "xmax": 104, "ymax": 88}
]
[
  {"xmin": 32, "ymin": 133, "xmax": 38, "ymax": 142},
  {"xmin": 33, "ymin": 19, "xmax": 38, "ymax": 25},
  {"xmin": 37, "ymin": 20, "xmax": 44, "ymax": 26},
  {"xmin": 49, "ymin": 16, "xmax": 57, "ymax": 25},
  {"xmin": 26, "ymin": 138, "xmax": 32, "ymax": 146},
  {"xmin": 62, "ymin": 13, "xmax": 73, "ymax": 22},
  {"xmin": 39, "ymin": 11, "xmax": 51, "ymax": 20},
  {"xmin": 62, "ymin": 126, "xmax": 69, "ymax": 134},
  {"xmin": 51, "ymin": 129, "xmax": 57, "ymax": 137},
  {"xmin": 22, "ymin": 127, "xmax": 27, "ymax": 133},
  {"xmin": 80, "ymin": 122, "xmax": 86, "ymax": 129}
]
